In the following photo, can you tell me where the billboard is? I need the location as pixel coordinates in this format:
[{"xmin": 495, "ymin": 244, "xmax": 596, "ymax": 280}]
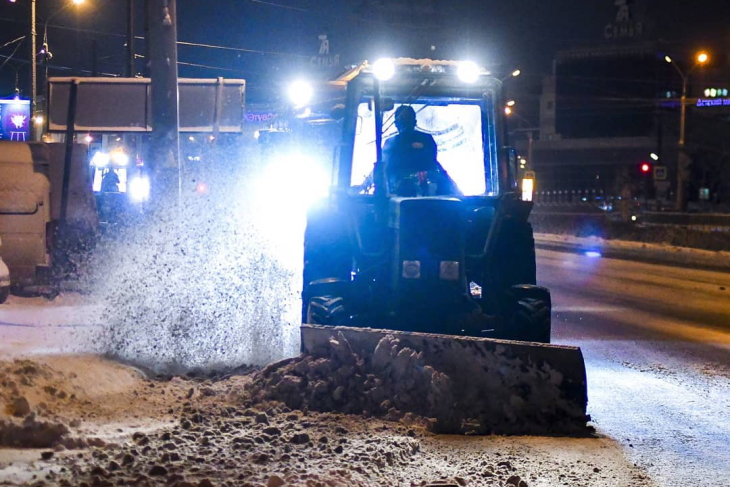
[
  {"xmin": 0, "ymin": 98, "xmax": 31, "ymax": 142},
  {"xmin": 47, "ymin": 78, "xmax": 245, "ymax": 133}
]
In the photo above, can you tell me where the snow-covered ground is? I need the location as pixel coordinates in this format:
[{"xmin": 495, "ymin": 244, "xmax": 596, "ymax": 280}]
[
  {"xmin": 2, "ymin": 242, "xmax": 729, "ymax": 486},
  {"xmin": 0, "ymin": 355, "xmax": 653, "ymax": 487},
  {"xmin": 535, "ymin": 232, "xmax": 730, "ymax": 271}
]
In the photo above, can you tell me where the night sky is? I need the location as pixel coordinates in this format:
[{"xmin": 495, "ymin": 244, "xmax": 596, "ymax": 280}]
[{"xmin": 0, "ymin": 0, "xmax": 728, "ymax": 101}]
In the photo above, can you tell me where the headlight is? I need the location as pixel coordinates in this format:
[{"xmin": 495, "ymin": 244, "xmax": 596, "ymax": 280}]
[
  {"xmin": 402, "ymin": 260, "xmax": 421, "ymax": 279},
  {"xmin": 457, "ymin": 61, "xmax": 480, "ymax": 83},
  {"xmin": 373, "ymin": 58, "xmax": 395, "ymax": 81},
  {"xmin": 110, "ymin": 149, "xmax": 129, "ymax": 166},
  {"xmin": 288, "ymin": 80, "xmax": 313, "ymax": 107},
  {"xmin": 521, "ymin": 178, "xmax": 534, "ymax": 202},
  {"xmin": 439, "ymin": 261, "xmax": 459, "ymax": 280},
  {"xmin": 91, "ymin": 151, "xmax": 110, "ymax": 167},
  {"xmin": 129, "ymin": 176, "xmax": 150, "ymax": 203}
]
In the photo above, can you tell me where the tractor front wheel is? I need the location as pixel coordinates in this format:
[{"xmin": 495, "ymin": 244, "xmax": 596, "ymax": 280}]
[
  {"xmin": 512, "ymin": 297, "xmax": 551, "ymax": 343},
  {"xmin": 306, "ymin": 295, "xmax": 350, "ymax": 326}
]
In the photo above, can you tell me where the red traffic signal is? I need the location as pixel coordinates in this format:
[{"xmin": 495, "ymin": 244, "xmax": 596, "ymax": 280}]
[{"xmin": 640, "ymin": 163, "xmax": 651, "ymax": 173}]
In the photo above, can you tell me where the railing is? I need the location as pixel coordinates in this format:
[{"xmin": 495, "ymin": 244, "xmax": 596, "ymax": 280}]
[{"xmin": 532, "ymin": 191, "xmax": 730, "ymax": 231}]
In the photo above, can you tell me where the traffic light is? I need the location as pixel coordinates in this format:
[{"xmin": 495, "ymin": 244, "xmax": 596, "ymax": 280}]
[{"xmin": 640, "ymin": 162, "xmax": 651, "ymax": 174}]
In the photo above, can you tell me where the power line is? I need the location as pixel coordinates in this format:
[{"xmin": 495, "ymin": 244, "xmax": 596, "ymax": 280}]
[
  {"xmin": 0, "ymin": 17, "xmax": 309, "ymax": 59},
  {"xmin": 0, "ymin": 52, "xmax": 118, "ymax": 77},
  {"xmin": 242, "ymin": 0, "xmax": 309, "ymax": 12},
  {"xmin": 0, "ymin": 39, "xmax": 25, "ymax": 72},
  {"xmin": 0, "ymin": 35, "xmax": 25, "ymax": 49},
  {"xmin": 176, "ymin": 60, "xmax": 252, "ymax": 76},
  {"xmin": 175, "ymin": 40, "xmax": 309, "ymax": 59}
]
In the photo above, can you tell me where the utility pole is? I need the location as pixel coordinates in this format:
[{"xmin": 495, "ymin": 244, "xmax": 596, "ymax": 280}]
[
  {"xmin": 147, "ymin": 0, "xmax": 181, "ymax": 208},
  {"xmin": 29, "ymin": 0, "xmax": 37, "ymax": 136},
  {"xmin": 676, "ymin": 76, "xmax": 689, "ymax": 211},
  {"xmin": 126, "ymin": 0, "xmax": 135, "ymax": 77},
  {"xmin": 666, "ymin": 52, "xmax": 708, "ymax": 211}
]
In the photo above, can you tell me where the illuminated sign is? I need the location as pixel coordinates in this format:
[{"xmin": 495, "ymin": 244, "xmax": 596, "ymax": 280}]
[
  {"xmin": 703, "ymin": 88, "xmax": 729, "ymax": 98},
  {"xmin": 696, "ymin": 98, "xmax": 730, "ymax": 107},
  {"xmin": 0, "ymin": 98, "xmax": 31, "ymax": 141},
  {"xmin": 310, "ymin": 34, "xmax": 340, "ymax": 69},
  {"xmin": 245, "ymin": 112, "xmax": 276, "ymax": 123},
  {"xmin": 604, "ymin": 0, "xmax": 643, "ymax": 40}
]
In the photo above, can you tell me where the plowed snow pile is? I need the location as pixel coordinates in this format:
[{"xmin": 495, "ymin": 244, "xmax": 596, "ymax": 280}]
[
  {"xmin": 0, "ymin": 357, "xmax": 655, "ymax": 487},
  {"xmin": 250, "ymin": 332, "xmax": 590, "ymax": 436}
]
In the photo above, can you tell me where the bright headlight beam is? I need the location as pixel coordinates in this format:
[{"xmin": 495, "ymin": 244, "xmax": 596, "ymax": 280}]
[
  {"xmin": 288, "ymin": 80, "xmax": 313, "ymax": 107},
  {"xmin": 110, "ymin": 150, "xmax": 129, "ymax": 166},
  {"xmin": 457, "ymin": 61, "xmax": 480, "ymax": 83},
  {"xmin": 128, "ymin": 176, "xmax": 150, "ymax": 203},
  {"xmin": 372, "ymin": 58, "xmax": 395, "ymax": 81},
  {"xmin": 91, "ymin": 151, "xmax": 110, "ymax": 168}
]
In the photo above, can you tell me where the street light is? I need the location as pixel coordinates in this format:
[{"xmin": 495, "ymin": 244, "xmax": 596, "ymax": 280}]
[
  {"xmin": 501, "ymin": 69, "xmax": 522, "ymax": 82},
  {"xmin": 665, "ymin": 50, "xmax": 710, "ymax": 146},
  {"xmin": 665, "ymin": 50, "xmax": 710, "ymax": 210},
  {"xmin": 28, "ymin": 0, "xmax": 86, "ymax": 137}
]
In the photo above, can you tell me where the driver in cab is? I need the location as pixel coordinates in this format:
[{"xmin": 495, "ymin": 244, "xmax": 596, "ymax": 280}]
[{"xmin": 383, "ymin": 105, "xmax": 458, "ymax": 196}]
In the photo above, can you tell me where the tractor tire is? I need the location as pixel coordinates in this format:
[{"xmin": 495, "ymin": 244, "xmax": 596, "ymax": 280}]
[
  {"xmin": 0, "ymin": 286, "xmax": 8, "ymax": 304},
  {"xmin": 512, "ymin": 297, "xmax": 551, "ymax": 344},
  {"xmin": 306, "ymin": 295, "xmax": 350, "ymax": 326}
]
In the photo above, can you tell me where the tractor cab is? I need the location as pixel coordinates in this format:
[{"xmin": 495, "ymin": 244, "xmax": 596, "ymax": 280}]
[
  {"xmin": 335, "ymin": 59, "xmax": 508, "ymax": 199},
  {"xmin": 303, "ymin": 59, "xmax": 549, "ymax": 343}
]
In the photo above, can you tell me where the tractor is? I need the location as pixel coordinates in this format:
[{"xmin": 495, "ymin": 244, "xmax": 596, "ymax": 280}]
[{"xmin": 301, "ymin": 59, "xmax": 550, "ymax": 343}]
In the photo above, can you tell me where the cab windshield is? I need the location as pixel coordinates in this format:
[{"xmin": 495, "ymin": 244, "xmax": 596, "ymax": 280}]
[{"xmin": 351, "ymin": 97, "xmax": 499, "ymax": 196}]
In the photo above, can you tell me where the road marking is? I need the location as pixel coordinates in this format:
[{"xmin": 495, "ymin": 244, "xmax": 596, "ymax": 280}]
[{"xmin": 553, "ymin": 306, "xmax": 626, "ymax": 313}]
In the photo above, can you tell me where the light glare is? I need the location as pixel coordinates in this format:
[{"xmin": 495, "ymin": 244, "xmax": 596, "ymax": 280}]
[
  {"xmin": 110, "ymin": 150, "xmax": 130, "ymax": 166},
  {"xmin": 91, "ymin": 151, "xmax": 110, "ymax": 167},
  {"xmin": 521, "ymin": 177, "xmax": 534, "ymax": 201},
  {"xmin": 457, "ymin": 61, "xmax": 480, "ymax": 83},
  {"xmin": 697, "ymin": 52, "xmax": 709, "ymax": 64},
  {"xmin": 650, "ymin": 153, "xmax": 659, "ymax": 161},
  {"xmin": 288, "ymin": 80, "xmax": 313, "ymax": 107},
  {"xmin": 372, "ymin": 58, "xmax": 395, "ymax": 81},
  {"xmin": 129, "ymin": 176, "xmax": 150, "ymax": 203}
]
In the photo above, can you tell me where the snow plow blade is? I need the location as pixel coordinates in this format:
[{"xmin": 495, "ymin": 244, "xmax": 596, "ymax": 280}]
[{"xmin": 300, "ymin": 324, "xmax": 589, "ymax": 435}]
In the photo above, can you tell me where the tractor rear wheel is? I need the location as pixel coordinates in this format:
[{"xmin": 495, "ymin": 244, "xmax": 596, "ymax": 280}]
[
  {"xmin": 512, "ymin": 297, "xmax": 551, "ymax": 343},
  {"xmin": 306, "ymin": 295, "xmax": 350, "ymax": 326}
]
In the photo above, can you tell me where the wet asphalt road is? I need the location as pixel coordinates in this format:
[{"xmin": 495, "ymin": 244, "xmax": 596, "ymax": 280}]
[{"xmin": 538, "ymin": 249, "xmax": 730, "ymax": 487}]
